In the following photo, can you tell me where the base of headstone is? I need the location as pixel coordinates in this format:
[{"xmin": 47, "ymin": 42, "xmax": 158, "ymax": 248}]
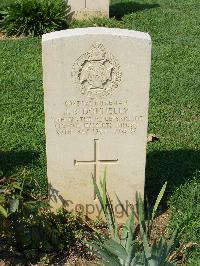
[{"xmin": 70, "ymin": 9, "xmax": 109, "ymax": 20}]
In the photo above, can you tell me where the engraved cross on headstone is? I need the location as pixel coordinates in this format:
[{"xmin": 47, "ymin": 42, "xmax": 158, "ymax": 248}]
[
  {"xmin": 85, "ymin": 0, "xmax": 87, "ymax": 9},
  {"xmin": 74, "ymin": 139, "xmax": 119, "ymax": 197}
]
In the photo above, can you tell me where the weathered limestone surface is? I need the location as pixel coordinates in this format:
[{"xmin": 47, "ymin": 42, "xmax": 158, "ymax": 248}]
[{"xmin": 42, "ymin": 28, "xmax": 151, "ymax": 221}]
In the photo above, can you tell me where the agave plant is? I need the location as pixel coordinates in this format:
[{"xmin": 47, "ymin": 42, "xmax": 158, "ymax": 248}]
[{"xmin": 86, "ymin": 170, "xmax": 178, "ymax": 265}]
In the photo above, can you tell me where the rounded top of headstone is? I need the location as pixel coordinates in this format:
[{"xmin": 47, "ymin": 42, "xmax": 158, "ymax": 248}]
[{"xmin": 42, "ymin": 27, "xmax": 151, "ymax": 43}]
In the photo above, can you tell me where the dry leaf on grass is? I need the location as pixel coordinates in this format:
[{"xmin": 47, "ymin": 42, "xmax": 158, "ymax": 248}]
[{"xmin": 147, "ymin": 133, "xmax": 159, "ymax": 143}]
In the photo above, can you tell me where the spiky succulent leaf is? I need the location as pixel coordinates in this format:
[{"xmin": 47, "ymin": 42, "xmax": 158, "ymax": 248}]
[
  {"xmin": 85, "ymin": 240, "xmax": 121, "ymax": 266},
  {"xmin": 103, "ymin": 239, "xmax": 128, "ymax": 261},
  {"xmin": 152, "ymin": 182, "xmax": 167, "ymax": 220}
]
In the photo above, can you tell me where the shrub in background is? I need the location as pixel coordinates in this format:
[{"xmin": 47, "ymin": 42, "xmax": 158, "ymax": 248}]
[
  {"xmin": 12, "ymin": 209, "xmax": 87, "ymax": 258},
  {"xmin": 0, "ymin": 0, "xmax": 70, "ymax": 36},
  {"xmin": 0, "ymin": 174, "xmax": 92, "ymax": 262},
  {"xmin": 0, "ymin": 0, "xmax": 14, "ymax": 11},
  {"xmin": 0, "ymin": 0, "xmax": 13, "ymax": 20}
]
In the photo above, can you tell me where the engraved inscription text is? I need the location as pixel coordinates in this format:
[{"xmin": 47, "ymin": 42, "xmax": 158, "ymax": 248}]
[{"xmin": 55, "ymin": 99, "xmax": 144, "ymax": 135}]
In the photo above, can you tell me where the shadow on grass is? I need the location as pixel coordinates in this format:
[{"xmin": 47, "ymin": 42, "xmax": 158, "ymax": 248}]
[
  {"xmin": 145, "ymin": 149, "xmax": 200, "ymax": 207},
  {"xmin": 0, "ymin": 150, "xmax": 39, "ymax": 176},
  {"xmin": 110, "ymin": 1, "xmax": 160, "ymax": 20}
]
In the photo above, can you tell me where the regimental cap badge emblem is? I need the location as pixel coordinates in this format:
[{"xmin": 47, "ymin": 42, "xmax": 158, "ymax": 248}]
[{"xmin": 71, "ymin": 43, "xmax": 122, "ymax": 98}]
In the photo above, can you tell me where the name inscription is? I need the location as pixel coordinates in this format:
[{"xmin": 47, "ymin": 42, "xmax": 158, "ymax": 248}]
[{"xmin": 55, "ymin": 99, "xmax": 144, "ymax": 135}]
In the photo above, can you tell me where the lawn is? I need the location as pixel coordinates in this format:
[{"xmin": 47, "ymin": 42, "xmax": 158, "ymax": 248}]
[{"xmin": 0, "ymin": 0, "xmax": 199, "ymax": 264}]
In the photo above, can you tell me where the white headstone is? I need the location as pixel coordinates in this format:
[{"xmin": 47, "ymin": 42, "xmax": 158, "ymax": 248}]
[
  {"xmin": 68, "ymin": 0, "xmax": 109, "ymax": 19},
  {"xmin": 42, "ymin": 28, "xmax": 151, "ymax": 221}
]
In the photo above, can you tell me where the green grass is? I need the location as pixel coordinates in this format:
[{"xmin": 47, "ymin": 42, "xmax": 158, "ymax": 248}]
[
  {"xmin": 0, "ymin": 0, "xmax": 199, "ymax": 264},
  {"xmin": 168, "ymin": 177, "xmax": 200, "ymax": 265},
  {"xmin": 0, "ymin": 38, "xmax": 46, "ymax": 194}
]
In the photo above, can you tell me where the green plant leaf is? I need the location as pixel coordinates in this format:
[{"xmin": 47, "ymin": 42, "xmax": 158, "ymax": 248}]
[
  {"xmin": 12, "ymin": 182, "xmax": 22, "ymax": 190},
  {"xmin": 122, "ymin": 207, "xmax": 135, "ymax": 252},
  {"xmin": 0, "ymin": 195, "xmax": 6, "ymax": 203},
  {"xmin": 85, "ymin": 240, "xmax": 121, "ymax": 266},
  {"xmin": 116, "ymin": 194, "xmax": 129, "ymax": 217},
  {"xmin": 103, "ymin": 239, "xmax": 128, "ymax": 261},
  {"xmin": 125, "ymin": 242, "xmax": 138, "ymax": 266},
  {"xmin": 0, "ymin": 204, "xmax": 8, "ymax": 218},
  {"xmin": 101, "ymin": 168, "xmax": 107, "ymax": 208},
  {"xmin": 9, "ymin": 198, "xmax": 19, "ymax": 213},
  {"xmin": 166, "ymin": 230, "xmax": 178, "ymax": 261},
  {"xmin": 152, "ymin": 182, "xmax": 167, "ymax": 220},
  {"xmin": 92, "ymin": 174, "xmax": 104, "ymax": 210},
  {"xmin": 121, "ymin": 223, "xmax": 129, "ymax": 248},
  {"xmin": 136, "ymin": 193, "xmax": 151, "ymax": 260},
  {"xmin": 106, "ymin": 193, "xmax": 117, "ymax": 239},
  {"xmin": 95, "ymin": 171, "xmax": 118, "ymax": 241}
]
